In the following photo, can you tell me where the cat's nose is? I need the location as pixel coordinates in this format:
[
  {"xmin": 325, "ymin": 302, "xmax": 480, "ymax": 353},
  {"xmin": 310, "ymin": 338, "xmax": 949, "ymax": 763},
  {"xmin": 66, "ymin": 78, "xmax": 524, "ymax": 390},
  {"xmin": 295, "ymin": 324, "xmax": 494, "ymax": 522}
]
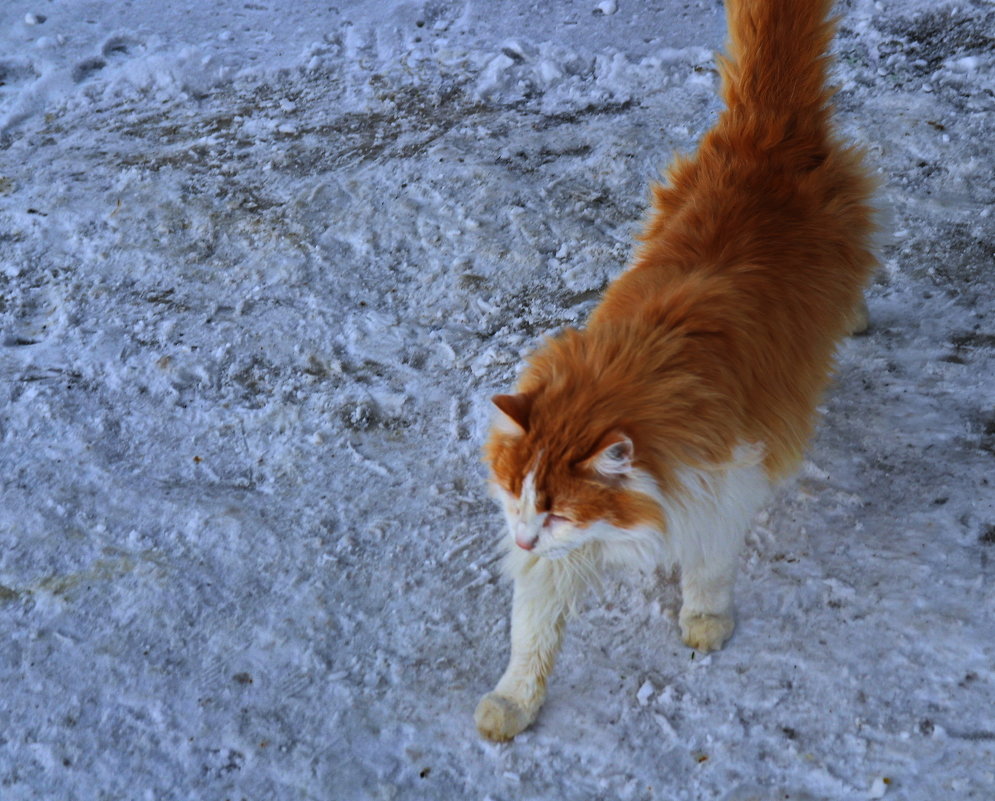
[{"xmin": 514, "ymin": 523, "xmax": 538, "ymax": 551}]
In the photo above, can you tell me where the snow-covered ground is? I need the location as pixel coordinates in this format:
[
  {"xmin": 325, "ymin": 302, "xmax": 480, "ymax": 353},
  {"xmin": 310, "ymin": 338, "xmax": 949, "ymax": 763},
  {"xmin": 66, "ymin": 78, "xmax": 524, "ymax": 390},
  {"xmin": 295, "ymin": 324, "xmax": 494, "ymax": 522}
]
[{"xmin": 1, "ymin": 0, "xmax": 993, "ymax": 798}]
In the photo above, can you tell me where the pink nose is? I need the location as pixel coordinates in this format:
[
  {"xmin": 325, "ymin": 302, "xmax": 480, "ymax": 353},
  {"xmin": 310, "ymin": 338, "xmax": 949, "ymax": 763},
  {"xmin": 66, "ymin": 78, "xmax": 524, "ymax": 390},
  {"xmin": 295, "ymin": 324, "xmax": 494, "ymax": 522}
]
[{"xmin": 515, "ymin": 525, "xmax": 537, "ymax": 551}]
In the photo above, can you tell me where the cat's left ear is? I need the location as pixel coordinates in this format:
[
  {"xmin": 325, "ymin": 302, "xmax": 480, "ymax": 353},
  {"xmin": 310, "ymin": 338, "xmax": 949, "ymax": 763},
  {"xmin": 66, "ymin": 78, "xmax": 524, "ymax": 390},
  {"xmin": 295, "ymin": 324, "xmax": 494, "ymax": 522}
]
[
  {"xmin": 491, "ymin": 393, "xmax": 532, "ymax": 435},
  {"xmin": 584, "ymin": 430, "xmax": 634, "ymax": 477}
]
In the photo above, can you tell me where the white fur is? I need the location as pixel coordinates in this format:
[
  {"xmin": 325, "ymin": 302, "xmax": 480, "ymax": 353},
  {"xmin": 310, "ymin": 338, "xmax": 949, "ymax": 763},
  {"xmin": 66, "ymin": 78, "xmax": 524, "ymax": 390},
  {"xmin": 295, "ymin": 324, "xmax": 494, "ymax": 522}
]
[
  {"xmin": 591, "ymin": 435, "xmax": 634, "ymax": 476},
  {"xmin": 476, "ymin": 443, "xmax": 770, "ymax": 741},
  {"xmin": 660, "ymin": 445, "xmax": 769, "ymax": 650}
]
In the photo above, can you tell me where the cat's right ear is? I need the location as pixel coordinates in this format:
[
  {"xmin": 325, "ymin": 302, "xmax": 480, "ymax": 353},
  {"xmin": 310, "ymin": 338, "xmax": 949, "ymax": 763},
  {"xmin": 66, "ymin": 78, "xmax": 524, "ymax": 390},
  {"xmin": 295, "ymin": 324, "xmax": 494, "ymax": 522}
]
[{"xmin": 491, "ymin": 393, "xmax": 532, "ymax": 435}]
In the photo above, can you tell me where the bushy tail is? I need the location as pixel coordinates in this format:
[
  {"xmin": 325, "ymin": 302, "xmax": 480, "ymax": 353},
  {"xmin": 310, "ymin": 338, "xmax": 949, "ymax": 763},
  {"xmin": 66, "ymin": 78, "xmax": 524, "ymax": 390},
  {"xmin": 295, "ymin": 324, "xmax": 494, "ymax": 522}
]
[{"xmin": 718, "ymin": 0, "xmax": 838, "ymax": 153}]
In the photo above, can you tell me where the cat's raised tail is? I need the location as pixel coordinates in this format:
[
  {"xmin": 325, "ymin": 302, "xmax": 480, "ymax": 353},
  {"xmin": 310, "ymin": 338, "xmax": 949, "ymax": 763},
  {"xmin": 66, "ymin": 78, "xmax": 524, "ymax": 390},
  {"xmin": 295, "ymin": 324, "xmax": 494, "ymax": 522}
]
[{"xmin": 718, "ymin": 0, "xmax": 838, "ymax": 159}]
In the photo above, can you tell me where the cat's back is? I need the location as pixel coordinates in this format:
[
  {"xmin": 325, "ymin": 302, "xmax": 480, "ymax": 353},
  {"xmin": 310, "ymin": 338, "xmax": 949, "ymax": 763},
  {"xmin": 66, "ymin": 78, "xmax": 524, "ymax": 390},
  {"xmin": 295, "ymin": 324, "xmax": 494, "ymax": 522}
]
[{"xmin": 585, "ymin": 0, "xmax": 879, "ymax": 478}]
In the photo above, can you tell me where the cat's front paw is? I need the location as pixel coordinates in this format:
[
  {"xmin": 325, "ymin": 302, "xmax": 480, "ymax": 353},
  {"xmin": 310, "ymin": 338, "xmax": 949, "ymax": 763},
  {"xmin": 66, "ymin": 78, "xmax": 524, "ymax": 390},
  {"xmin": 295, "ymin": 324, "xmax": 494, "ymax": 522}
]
[
  {"xmin": 475, "ymin": 692, "xmax": 532, "ymax": 741},
  {"xmin": 680, "ymin": 612, "xmax": 734, "ymax": 652}
]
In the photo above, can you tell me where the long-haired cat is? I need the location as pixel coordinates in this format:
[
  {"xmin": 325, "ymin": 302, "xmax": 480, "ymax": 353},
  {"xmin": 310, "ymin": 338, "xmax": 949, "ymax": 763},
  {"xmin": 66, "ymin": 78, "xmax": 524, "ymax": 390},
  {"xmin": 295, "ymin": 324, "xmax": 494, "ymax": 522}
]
[{"xmin": 475, "ymin": 0, "xmax": 878, "ymax": 741}]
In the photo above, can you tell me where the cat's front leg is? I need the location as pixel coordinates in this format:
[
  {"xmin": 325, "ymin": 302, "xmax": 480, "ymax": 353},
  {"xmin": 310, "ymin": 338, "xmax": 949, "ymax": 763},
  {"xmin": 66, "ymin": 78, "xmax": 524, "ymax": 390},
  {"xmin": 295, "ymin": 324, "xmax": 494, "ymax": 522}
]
[
  {"xmin": 676, "ymin": 518, "xmax": 745, "ymax": 653},
  {"xmin": 475, "ymin": 556, "xmax": 578, "ymax": 741},
  {"xmin": 673, "ymin": 460, "xmax": 768, "ymax": 652},
  {"xmin": 678, "ymin": 569, "xmax": 737, "ymax": 653},
  {"xmin": 675, "ymin": 509, "xmax": 745, "ymax": 651}
]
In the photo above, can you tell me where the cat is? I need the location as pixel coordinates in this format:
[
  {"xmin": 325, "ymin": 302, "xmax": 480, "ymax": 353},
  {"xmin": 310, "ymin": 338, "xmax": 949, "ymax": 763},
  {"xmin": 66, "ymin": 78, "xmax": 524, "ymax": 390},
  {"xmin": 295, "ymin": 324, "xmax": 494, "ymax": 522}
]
[{"xmin": 475, "ymin": 0, "xmax": 878, "ymax": 741}]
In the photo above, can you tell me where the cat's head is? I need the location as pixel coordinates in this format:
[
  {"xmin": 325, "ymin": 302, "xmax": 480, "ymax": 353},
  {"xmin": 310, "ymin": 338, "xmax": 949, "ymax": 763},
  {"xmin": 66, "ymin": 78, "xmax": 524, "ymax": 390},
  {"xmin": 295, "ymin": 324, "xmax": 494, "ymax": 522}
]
[
  {"xmin": 484, "ymin": 389, "xmax": 666, "ymax": 560},
  {"xmin": 484, "ymin": 322, "xmax": 746, "ymax": 559}
]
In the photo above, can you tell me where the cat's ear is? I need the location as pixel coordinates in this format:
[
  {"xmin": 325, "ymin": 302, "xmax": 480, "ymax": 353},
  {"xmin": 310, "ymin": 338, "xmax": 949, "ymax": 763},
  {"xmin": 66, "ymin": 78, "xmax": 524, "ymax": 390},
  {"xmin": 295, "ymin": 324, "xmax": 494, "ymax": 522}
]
[
  {"xmin": 491, "ymin": 393, "xmax": 532, "ymax": 435},
  {"xmin": 585, "ymin": 430, "xmax": 634, "ymax": 477}
]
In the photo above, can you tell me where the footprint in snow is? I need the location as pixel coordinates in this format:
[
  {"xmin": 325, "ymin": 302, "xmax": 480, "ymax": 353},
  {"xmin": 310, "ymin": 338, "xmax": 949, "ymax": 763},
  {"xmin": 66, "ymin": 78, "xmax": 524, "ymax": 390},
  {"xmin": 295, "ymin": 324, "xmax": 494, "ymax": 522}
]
[
  {"xmin": 101, "ymin": 34, "xmax": 144, "ymax": 59},
  {"xmin": 71, "ymin": 35, "xmax": 145, "ymax": 84},
  {"xmin": 0, "ymin": 59, "xmax": 39, "ymax": 88},
  {"xmin": 71, "ymin": 57, "xmax": 106, "ymax": 84}
]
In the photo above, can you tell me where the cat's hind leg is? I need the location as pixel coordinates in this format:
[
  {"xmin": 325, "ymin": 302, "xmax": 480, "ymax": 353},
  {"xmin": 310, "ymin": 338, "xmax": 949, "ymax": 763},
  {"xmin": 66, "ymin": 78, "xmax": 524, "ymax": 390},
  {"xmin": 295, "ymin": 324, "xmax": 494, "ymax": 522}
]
[
  {"xmin": 848, "ymin": 296, "xmax": 870, "ymax": 335},
  {"xmin": 475, "ymin": 552, "xmax": 583, "ymax": 741}
]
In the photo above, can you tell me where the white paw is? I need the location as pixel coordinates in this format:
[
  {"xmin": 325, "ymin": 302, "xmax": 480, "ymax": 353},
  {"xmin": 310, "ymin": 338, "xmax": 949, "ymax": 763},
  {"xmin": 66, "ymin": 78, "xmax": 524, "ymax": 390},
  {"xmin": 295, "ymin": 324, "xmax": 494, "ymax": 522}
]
[
  {"xmin": 474, "ymin": 692, "xmax": 532, "ymax": 741},
  {"xmin": 849, "ymin": 296, "xmax": 870, "ymax": 335},
  {"xmin": 680, "ymin": 612, "xmax": 734, "ymax": 652}
]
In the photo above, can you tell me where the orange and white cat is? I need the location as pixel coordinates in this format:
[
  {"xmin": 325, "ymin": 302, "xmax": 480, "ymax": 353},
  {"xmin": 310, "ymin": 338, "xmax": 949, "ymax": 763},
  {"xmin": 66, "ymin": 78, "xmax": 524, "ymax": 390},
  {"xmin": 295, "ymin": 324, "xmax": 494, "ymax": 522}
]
[{"xmin": 475, "ymin": 0, "xmax": 878, "ymax": 741}]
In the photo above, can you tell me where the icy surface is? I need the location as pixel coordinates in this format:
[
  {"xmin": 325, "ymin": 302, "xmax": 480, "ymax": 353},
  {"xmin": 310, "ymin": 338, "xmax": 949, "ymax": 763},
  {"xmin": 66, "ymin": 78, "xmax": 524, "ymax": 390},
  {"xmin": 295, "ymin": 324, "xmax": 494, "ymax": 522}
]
[{"xmin": 1, "ymin": 0, "xmax": 993, "ymax": 799}]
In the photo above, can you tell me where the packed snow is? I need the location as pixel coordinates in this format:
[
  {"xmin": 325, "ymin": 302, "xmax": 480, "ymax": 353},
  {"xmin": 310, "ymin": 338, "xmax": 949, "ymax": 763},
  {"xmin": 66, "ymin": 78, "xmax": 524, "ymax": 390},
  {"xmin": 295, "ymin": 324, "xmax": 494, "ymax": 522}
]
[{"xmin": 0, "ymin": 0, "xmax": 993, "ymax": 799}]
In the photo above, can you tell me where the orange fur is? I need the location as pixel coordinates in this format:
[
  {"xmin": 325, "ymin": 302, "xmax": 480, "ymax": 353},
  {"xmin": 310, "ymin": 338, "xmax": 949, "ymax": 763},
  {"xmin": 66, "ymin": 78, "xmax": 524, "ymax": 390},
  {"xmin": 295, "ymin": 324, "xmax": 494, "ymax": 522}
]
[
  {"xmin": 486, "ymin": 0, "xmax": 877, "ymax": 513},
  {"xmin": 476, "ymin": 0, "xmax": 878, "ymax": 741}
]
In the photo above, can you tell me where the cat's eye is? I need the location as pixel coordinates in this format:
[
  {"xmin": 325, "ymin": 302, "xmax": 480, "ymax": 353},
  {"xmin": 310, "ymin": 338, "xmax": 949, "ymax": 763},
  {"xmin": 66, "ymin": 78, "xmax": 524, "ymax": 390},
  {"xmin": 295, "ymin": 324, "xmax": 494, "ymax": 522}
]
[{"xmin": 543, "ymin": 514, "xmax": 570, "ymax": 528}]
